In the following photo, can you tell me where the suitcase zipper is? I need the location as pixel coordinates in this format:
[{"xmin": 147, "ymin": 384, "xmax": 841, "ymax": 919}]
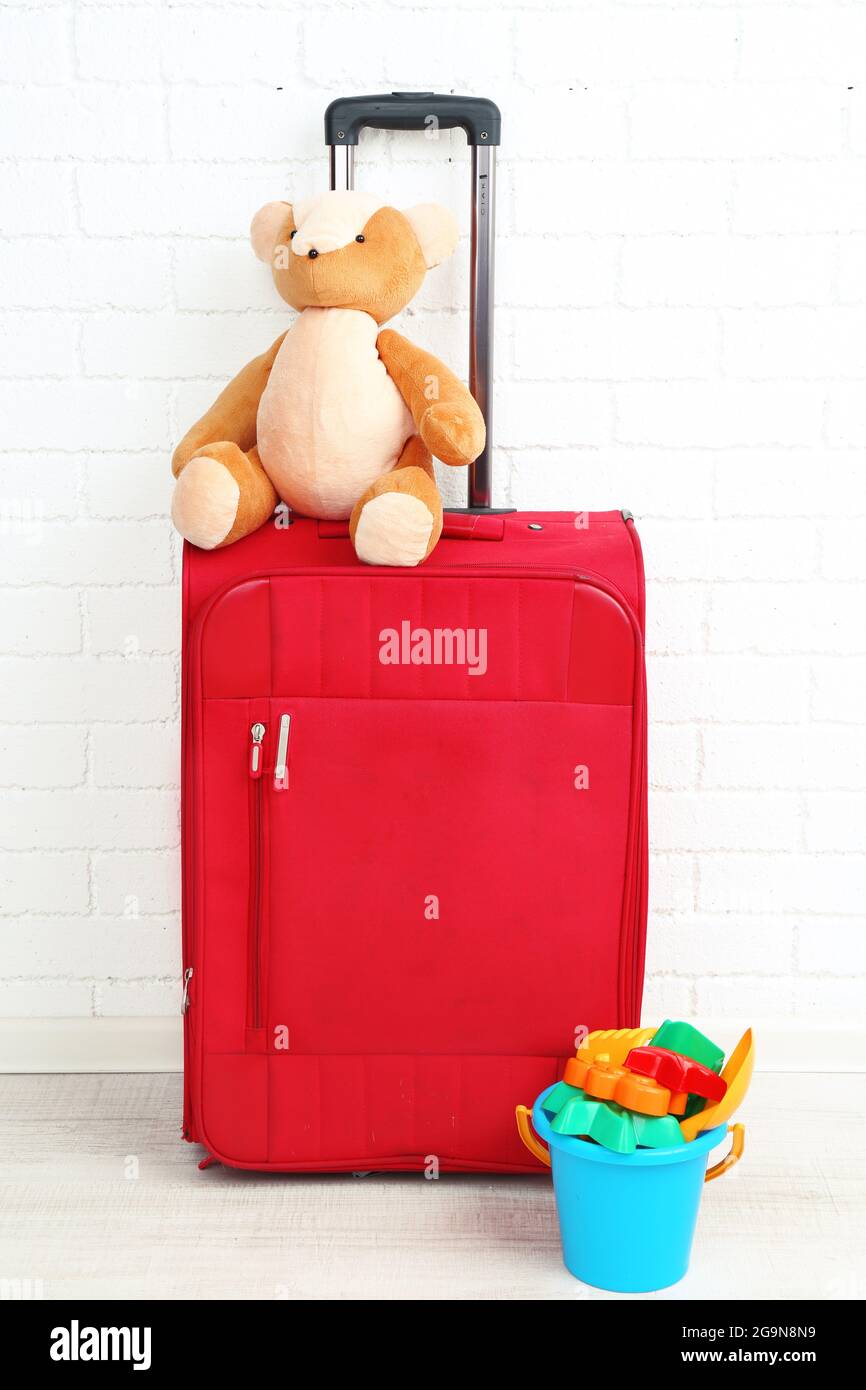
[
  {"xmin": 249, "ymin": 720, "xmax": 266, "ymax": 777},
  {"xmin": 274, "ymin": 713, "xmax": 291, "ymax": 790},
  {"xmin": 249, "ymin": 721, "xmax": 266, "ymax": 1029}
]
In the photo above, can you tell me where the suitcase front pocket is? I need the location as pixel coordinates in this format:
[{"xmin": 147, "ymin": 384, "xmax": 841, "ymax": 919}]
[{"xmin": 264, "ymin": 694, "xmax": 634, "ymax": 1058}]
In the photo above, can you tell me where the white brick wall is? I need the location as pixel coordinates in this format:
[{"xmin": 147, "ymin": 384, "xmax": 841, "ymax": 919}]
[{"xmin": 1, "ymin": 2, "xmax": 864, "ymax": 1030}]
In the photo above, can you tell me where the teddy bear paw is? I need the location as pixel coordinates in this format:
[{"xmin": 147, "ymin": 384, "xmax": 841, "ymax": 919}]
[
  {"xmin": 171, "ymin": 455, "xmax": 240, "ymax": 550},
  {"xmin": 420, "ymin": 401, "xmax": 485, "ymax": 468},
  {"xmin": 353, "ymin": 491, "xmax": 435, "ymax": 567}
]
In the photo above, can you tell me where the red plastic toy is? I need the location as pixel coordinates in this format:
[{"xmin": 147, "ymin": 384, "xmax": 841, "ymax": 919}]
[{"xmin": 625, "ymin": 1046, "xmax": 728, "ymax": 1103}]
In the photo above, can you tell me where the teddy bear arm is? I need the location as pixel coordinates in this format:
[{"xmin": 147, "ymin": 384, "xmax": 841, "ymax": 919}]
[
  {"xmin": 377, "ymin": 329, "xmax": 485, "ymax": 469},
  {"xmin": 171, "ymin": 333, "xmax": 287, "ymax": 478}
]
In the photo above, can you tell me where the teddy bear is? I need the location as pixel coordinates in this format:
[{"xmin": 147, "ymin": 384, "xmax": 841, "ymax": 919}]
[{"xmin": 169, "ymin": 191, "xmax": 486, "ymax": 567}]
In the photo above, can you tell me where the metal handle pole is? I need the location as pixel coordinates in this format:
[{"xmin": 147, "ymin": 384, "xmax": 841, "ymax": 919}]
[
  {"xmin": 329, "ymin": 118, "xmax": 496, "ymax": 509},
  {"xmin": 468, "ymin": 145, "xmax": 495, "ymax": 509},
  {"xmin": 328, "ymin": 144, "xmax": 355, "ymax": 191}
]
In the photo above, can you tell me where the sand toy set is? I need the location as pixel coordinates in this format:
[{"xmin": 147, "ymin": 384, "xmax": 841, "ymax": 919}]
[{"xmin": 516, "ymin": 1022, "xmax": 754, "ymax": 1291}]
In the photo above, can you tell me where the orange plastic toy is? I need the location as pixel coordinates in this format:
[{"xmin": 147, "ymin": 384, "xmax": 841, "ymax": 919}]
[{"xmin": 564, "ymin": 1056, "xmax": 687, "ymax": 1117}]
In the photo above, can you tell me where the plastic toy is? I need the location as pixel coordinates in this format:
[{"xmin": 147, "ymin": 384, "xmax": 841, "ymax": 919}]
[
  {"xmin": 564, "ymin": 1055, "xmax": 687, "ymax": 1117},
  {"xmin": 575, "ymin": 1026, "xmax": 655, "ymax": 1068},
  {"xmin": 550, "ymin": 1093, "xmax": 637, "ymax": 1154},
  {"xmin": 625, "ymin": 1046, "xmax": 728, "ymax": 1103},
  {"xmin": 680, "ymin": 1028, "xmax": 754, "ymax": 1142},
  {"xmin": 540, "ymin": 1080, "xmax": 578, "ymax": 1116},
  {"xmin": 515, "ymin": 1085, "xmax": 745, "ymax": 1292},
  {"xmin": 650, "ymin": 1019, "xmax": 724, "ymax": 1075},
  {"xmin": 547, "ymin": 1089, "xmax": 687, "ymax": 1153},
  {"xmin": 629, "ymin": 1111, "xmax": 687, "ymax": 1149},
  {"xmin": 515, "ymin": 1019, "xmax": 753, "ymax": 1289}
]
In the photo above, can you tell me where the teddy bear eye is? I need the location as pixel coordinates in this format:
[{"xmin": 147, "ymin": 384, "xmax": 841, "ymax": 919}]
[
  {"xmin": 355, "ymin": 234, "xmax": 365, "ymax": 243},
  {"xmin": 290, "ymin": 230, "xmax": 296, "ymax": 239}
]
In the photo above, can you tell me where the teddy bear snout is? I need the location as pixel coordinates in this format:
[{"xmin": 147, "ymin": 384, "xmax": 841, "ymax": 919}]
[
  {"xmin": 289, "ymin": 233, "xmax": 323, "ymax": 258},
  {"xmin": 291, "ymin": 228, "xmax": 348, "ymax": 258}
]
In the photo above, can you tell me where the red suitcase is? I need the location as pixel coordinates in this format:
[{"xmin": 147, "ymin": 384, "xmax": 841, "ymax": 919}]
[{"xmin": 181, "ymin": 94, "xmax": 648, "ymax": 1172}]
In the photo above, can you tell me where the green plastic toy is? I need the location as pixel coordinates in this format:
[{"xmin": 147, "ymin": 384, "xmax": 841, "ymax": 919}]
[
  {"xmin": 551, "ymin": 1094, "xmax": 637, "ymax": 1153},
  {"xmin": 630, "ymin": 1112, "xmax": 686, "ymax": 1148},
  {"xmin": 541, "ymin": 1081, "xmax": 577, "ymax": 1116},
  {"xmin": 650, "ymin": 1020, "xmax": 724, "ymax": 1074},
  {"xmin": 544, "ymin": 1083, "xmax": 687, "ymax": 1153}
]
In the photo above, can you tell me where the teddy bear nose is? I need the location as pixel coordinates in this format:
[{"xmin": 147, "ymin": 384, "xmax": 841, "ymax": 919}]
[{"xmin": 307, "ymin": 249, "xmax": 318, "ymax": 259}]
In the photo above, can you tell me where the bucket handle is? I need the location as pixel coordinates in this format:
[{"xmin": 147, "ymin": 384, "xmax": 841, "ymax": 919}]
[
  {"xmin": 704, "ymin": 1123, "xmax": 745, "ymax": 1182},
  {"xmin": 517, "ymin": 1105, "xmax": 744, "ymax": 1180},
  {"xmin": 515, "ymin": 1104, "xmax": 551, "ymax": 1167}
]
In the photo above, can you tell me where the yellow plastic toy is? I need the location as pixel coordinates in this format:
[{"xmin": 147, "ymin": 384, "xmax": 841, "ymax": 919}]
[
  {"xmin": 575, "ymin": 1026, "xmax": 655, "ymax": 1069},
  {"xmin": 680, "ymin": 1028, "xmax": 754, "ymax": 1142}
]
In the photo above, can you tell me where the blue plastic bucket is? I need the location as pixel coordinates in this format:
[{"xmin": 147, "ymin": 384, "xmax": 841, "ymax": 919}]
[{"xmin": 532, "ymin": 1086, "xmax": 727, "ymax": 1293}]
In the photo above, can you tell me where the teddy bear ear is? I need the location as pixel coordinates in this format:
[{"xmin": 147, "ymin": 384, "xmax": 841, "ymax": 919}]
[
  {"xmin": 250, "ymin": 201, "xmax": 292, "ymax": 262},
  {"xmin": 403, "ymin": 203, "xmax": 459, "ymax": 269}
]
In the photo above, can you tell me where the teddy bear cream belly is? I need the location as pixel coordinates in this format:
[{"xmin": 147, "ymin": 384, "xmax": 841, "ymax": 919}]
[{"xmin": 257, "ymin": 306, "xmax": 414, "ymax": 520}]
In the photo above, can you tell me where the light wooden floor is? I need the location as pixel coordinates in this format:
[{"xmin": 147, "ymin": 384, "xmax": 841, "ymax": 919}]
[{"xmin": 1, "ymin": 1072, "xmax": 864, "ymax": 1301}]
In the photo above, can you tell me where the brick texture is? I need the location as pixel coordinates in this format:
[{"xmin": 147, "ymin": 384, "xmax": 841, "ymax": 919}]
[{"xmin": 0, "ymin": 3, "xmax": 863, "ymax": 1023}]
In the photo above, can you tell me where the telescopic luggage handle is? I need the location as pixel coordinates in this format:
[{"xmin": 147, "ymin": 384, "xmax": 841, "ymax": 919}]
[
  {"xmin": 324, "ymin": 92, "xmax": 501, "ymax": 147},
  {"xmin": 325, "ymin": 91, "xmax": 502, "ymax": 512}
]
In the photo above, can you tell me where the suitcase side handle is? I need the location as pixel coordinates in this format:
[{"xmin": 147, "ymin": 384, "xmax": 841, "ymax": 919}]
[
  {"xmin": 325, "ymin": 92, "xmax": 501, "ymax": 148},
  {"xmin": 326, "ymin": 91, "xmax": 500, "ymax": 513},
  {"xmin": 317, "ymin": 515, "xmax": 505, "ymax": 542}
]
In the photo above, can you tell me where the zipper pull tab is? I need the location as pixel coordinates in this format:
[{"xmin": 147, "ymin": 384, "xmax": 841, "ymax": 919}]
[
  {"xmin": 274, "ymin": 714, "xmax": 291, "ymax": 790},
  {"xmin": 182, "ymin": 966, "xmax": 194, "ymax": 1014},
  {"xmin": 249, "ymin": 722, "xmax": 266, "ymax": 778}
]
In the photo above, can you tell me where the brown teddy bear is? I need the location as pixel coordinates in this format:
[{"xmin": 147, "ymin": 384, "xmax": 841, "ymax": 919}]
[{"xmin": 170, "ymin": 191, "xmax": 486, "ymax": 567}]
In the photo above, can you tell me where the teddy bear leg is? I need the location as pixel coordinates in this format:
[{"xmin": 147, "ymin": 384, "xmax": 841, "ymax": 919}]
[
  {"xmin": 171, "ymin": 442, "xmax": 278, "ymax": 550},
  {"xmin": 350, "ymin": 437, "xmax": 443, "ymax": 567}
]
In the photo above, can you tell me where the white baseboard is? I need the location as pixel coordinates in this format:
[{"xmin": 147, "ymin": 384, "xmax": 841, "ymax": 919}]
[
  {"xmin": 1, "ymin": 1016, "xmax": 865, "ymax": 1073},
  {"xmin": 0, "ymin": 1018, "xmax": 183, "ymax": 1073}
]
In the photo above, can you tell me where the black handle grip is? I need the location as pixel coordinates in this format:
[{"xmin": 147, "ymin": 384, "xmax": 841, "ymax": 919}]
[{"xmin": 325, "ymin": 92, "xmax": 501, "ymax": 147}]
